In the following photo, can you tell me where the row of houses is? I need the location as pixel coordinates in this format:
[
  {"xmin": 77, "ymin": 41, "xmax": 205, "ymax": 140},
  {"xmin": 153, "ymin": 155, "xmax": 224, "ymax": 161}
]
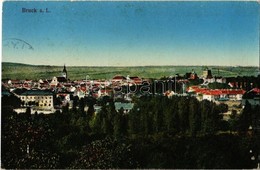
[
  {"xmin": 4, "ymin": 88, "xmax": 135, "ymax": 114},
  {"xmin": 187, "ymin": 86, "xmax": 260, "ymax": 107},
  {"xmin": 187, "ymin": 86, "xmax": 246, "ymax": 102},
  {"xmin": 3, "ymin": 65, "xmax": 259, "ymax": 114},
  {"xmin": 3, "ymin": 75, "xmax": 144, "ymax": 90},
  {"xmin": 2, "ymin": 74, "xmax": 144, "ymax": 114}
]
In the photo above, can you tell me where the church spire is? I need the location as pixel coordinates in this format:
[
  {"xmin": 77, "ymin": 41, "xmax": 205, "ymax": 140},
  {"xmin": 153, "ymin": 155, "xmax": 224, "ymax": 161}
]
[
  {"xmin": 63, "ymin": 64, "xmax": 67, "ymax": 72},
  {"xmin": 62, "ymin": 64, "xmax": 67, "ymax": 79}
]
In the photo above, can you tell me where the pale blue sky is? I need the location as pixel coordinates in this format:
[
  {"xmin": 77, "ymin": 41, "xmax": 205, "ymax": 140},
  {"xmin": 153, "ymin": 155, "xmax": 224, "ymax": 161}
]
[{"xmin": 2, "ymin": 1, "xmax": 259, "ymax": 66}]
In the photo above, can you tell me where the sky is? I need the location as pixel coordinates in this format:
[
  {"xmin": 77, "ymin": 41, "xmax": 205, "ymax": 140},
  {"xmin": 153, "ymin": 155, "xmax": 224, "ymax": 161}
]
[{"xmin": 2, "ymin": 1, "xmax": 259, "ymax": 66}]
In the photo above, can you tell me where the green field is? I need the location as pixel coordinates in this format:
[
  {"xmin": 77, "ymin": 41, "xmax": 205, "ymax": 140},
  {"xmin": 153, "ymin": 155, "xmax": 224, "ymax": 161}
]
[{"xmin": 2, "ymin": 62, "xmax": 259, "ymax": 80}]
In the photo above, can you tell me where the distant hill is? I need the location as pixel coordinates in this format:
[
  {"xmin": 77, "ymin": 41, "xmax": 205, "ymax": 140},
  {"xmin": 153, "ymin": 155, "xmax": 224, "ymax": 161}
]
[
  {"xmin": 2, "ymin": 62, "xmax": 36, "ymax": 67},
  {"xmin": 2, "ymin": 62, "xmax": 56, "ymax": 67},
  {"xmin": 2, "ymin": 62, "xmax": 259, "ymax": 80}
]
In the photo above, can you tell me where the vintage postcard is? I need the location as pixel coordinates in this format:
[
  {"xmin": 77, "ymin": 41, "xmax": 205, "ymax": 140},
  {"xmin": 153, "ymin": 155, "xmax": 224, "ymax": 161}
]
[{"xmin": 2, "ymin": 1, "xmax": 260, "ymax": 169}]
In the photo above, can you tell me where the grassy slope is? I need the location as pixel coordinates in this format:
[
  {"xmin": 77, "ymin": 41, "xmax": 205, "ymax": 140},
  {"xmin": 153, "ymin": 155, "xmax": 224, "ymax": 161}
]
[{"xmin": 2, "ymin": 62, "xmax": 259, "ymax": 80}]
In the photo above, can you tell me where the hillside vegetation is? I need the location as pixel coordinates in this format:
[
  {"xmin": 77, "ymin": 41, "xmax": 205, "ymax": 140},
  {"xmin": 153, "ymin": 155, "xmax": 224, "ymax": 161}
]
[
  {"xmin": 2, "ymin": 62, "xmax": 258, "ymax": 80},
  {"xmin": 2, "ymin": 95, "xmax": 260, "ymax": 169}
]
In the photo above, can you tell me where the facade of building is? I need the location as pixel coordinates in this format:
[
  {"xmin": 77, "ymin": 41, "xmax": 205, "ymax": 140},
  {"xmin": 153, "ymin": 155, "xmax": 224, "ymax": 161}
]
[
  {"xmin": 203, "ymin": 77, "xmax": 226, "ymax": 84},
  {"xmin": 202, "ymin": 68, "xmax": 213, "ymax": 79},
  {"xmin": 129, "ymin": 76, "xmax": 143, "ymax": 85},
  {"xmin": 111, "ymin": 75, "xmax": 127, "ymax": 83},
  {"xmin": 19, "ymin": 90, "xmax": 54, "ymax": 109},
  {"xmin": 188, "ymin": 86, "xmax": 245, "ymax": 102}
]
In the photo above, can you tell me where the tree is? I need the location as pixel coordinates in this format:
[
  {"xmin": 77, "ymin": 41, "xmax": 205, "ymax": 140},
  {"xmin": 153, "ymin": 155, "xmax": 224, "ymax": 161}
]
[
  {"xmin": 72, "ymin": 96, "xmax": 79, "ymax": 111},
  {"xmin": 78, "ymin": 98, "xmax": 86, "ymax": 116},
  {"xmin": 92, "ymin": 110, "xmax": 104, "ymax": 134},
  {"xmin": 1, "ymin": 95, "xmax": 21, "ymax": 108},
  {"xmin": 208, "ymin": 82, "xmax": 231, "ymax": 89},
  {"xmin": 189, "ymin": 97, "xmax": 200, "ymax": 136},
  {"xmin": 113, "ymin": 107, "xmax": 124, "ymax": 138},
  {"xmin": 228, "ymin": 110, "xmax": 239, "ymax": 132},
  {"xmin": 200, "ymin": 100, "xmax": 215, "ymax": 134},
  {"xmin": 128, "ymin": 107, "xmax": 141, "ymax": 136},
  {"xmin": 69, "ymin": 138, "xmax": 137, "ymax": 169},
  {"xmin": 25, "ymin": 107, "xmax": 31, "ymax": 115},
  {"xmin": 1, "ymin": 110, "xmax": 59, "ymax": 169},
  {"xmin": 178, "ymin": 97, "xmax": 190, "ymax": 133},
  {"xmin": 237, "ymin": 100, "xmax": 252, "ymax": 133},
  {"xmin": 62, "ymin": 103, "xmax": 69, "ymax": 114},
  {"xmin": 153, "ymin": 97, "xmax": 165, "ymax": 133}
]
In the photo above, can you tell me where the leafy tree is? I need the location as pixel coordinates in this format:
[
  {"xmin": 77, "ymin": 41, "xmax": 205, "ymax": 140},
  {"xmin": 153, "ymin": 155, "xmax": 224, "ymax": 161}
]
[
  {"xmin": 153, "ymin": 97, "xmax": 165, "ymax": 133},
  {"xmin": 178, "ymin": 97, "xmax": 190, "ymax": 133},
  {"xmin": 228, "ymin": 110, "xmax": 239, "ymax": 131},
  {"xmin": 72, "ymin": 96, "xmax": 79, "ymax": 111},
  {"xmin": 128, "ymin": 107, "xmax": 141, "ymax": 136},
  {"xmin": 164, "ymin": 97, "xmax": 179, "ymax": 134},
  {"xmin": 200, "ymin": 100, "xmax": 220, "ymax": 134},
  {"xmin": 113, "ymin": 107, "xmax": 125, "ymax": 138},
  {"xmin": 208, "ymin": 82, "xmax": 231, "ymax": 89},
  {"xmin": 62, "ymin": 103, "xmax": 69, "ymax": 114},
  {"xmin": 2, "ymin": 110, "xmax": 59, "ymax": 169},
  {"xmin": 69, "ymin": 138, "xmax": 137, "ymax": 169},
  {"xmin": 1, "ymin": 95, "xmax": 21, "ymax": 108},
  {"xmin": 237, "ymin": 100, "xmax": 252, "ymax": 133},
  {"xmin": 26, "ymin": 107, "xmax": 31, "ymax": 114},
  {"xmin": 189, "ymin": 97, "xmax": 201, "ymax": 136}
]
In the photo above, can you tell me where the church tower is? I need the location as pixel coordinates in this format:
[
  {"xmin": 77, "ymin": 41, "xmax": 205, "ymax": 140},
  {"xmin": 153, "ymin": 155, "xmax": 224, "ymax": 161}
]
[{"xmin": 62, "ymin": 64, "xmax": 67, "ymax": 79}]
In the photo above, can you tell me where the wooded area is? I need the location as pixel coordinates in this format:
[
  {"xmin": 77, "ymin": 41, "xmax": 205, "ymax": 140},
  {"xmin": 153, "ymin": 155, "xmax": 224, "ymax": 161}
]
[{"xmin": 2, "ymin": 95, "xmax": 260, "ymax": 168}]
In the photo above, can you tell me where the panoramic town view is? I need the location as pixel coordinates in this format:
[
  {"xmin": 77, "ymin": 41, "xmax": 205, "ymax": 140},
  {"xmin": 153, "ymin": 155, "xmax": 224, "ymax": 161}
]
[{"xmin": 2, "ymin": 1, "xmax": 260, "ymax": 169}]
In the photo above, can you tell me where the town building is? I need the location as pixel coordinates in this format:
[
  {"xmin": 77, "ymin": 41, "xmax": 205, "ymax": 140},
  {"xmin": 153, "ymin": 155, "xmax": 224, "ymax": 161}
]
[
  {"xmin": 111, "ymin": 75, "xmax": 127, "ymax": 83},
  {"xmin": 185, "ymin": 69, "xmax": 198, "ymax": 80},
  {"xmin": 203, "ymin": 76, "xmax": 226, "ymax": 85},
  {"xmin": 49, "ymin": 65, "xmax": 69, "ymax": 87},
  {"xmin": 62, "ymin": 64, "xmax": 68, "ymax": 79},
  {"xmin": 19, "ymin": 90, "xmax": 54, "ymax": 109},
  {"xmin": 226, "ymin": 76, "xmax": 260, "ymax": 90},
  {"xmin": 202, "ymin": 68, "xmax": 213, "ymax": 79},
  {"xmin": 129, "ymin": 76, "xmax": 143, "ymax": 85},
  {"xmin": 187, "ymin": 86, "xmax": 245, "ymax": 102}
]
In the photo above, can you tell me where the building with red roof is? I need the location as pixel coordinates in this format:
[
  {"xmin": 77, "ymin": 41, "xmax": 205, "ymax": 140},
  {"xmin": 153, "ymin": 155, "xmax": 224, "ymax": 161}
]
[
  {"xmin": 112, "ymin": 75, "xmax": 127, "ymax": 82},
  {"xmin": 188, "ymin": 86, "xmax": 246, "ymax": 102}
]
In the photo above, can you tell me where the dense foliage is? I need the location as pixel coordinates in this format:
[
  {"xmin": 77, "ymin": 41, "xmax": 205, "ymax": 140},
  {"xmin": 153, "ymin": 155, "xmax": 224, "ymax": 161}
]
[
  {"xmin": 2, "ymin": 94, "xmax": 260, "ymax": 169},
  {"xmin": 208, "ymin": 82, "xmax": 231, "ymax": 89}
]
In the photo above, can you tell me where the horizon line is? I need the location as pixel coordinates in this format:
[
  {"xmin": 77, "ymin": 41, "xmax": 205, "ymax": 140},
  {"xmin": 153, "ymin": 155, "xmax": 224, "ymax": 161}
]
[{"xmin": 2, "ymin": 61, "xmax": 259, "ymax": 68}]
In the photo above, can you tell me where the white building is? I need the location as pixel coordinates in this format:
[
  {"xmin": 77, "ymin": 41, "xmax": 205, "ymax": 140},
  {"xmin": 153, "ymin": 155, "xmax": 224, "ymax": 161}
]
[{"xmin": 19, "ymin": 90, "xmax": 54, "ymax": 110}]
